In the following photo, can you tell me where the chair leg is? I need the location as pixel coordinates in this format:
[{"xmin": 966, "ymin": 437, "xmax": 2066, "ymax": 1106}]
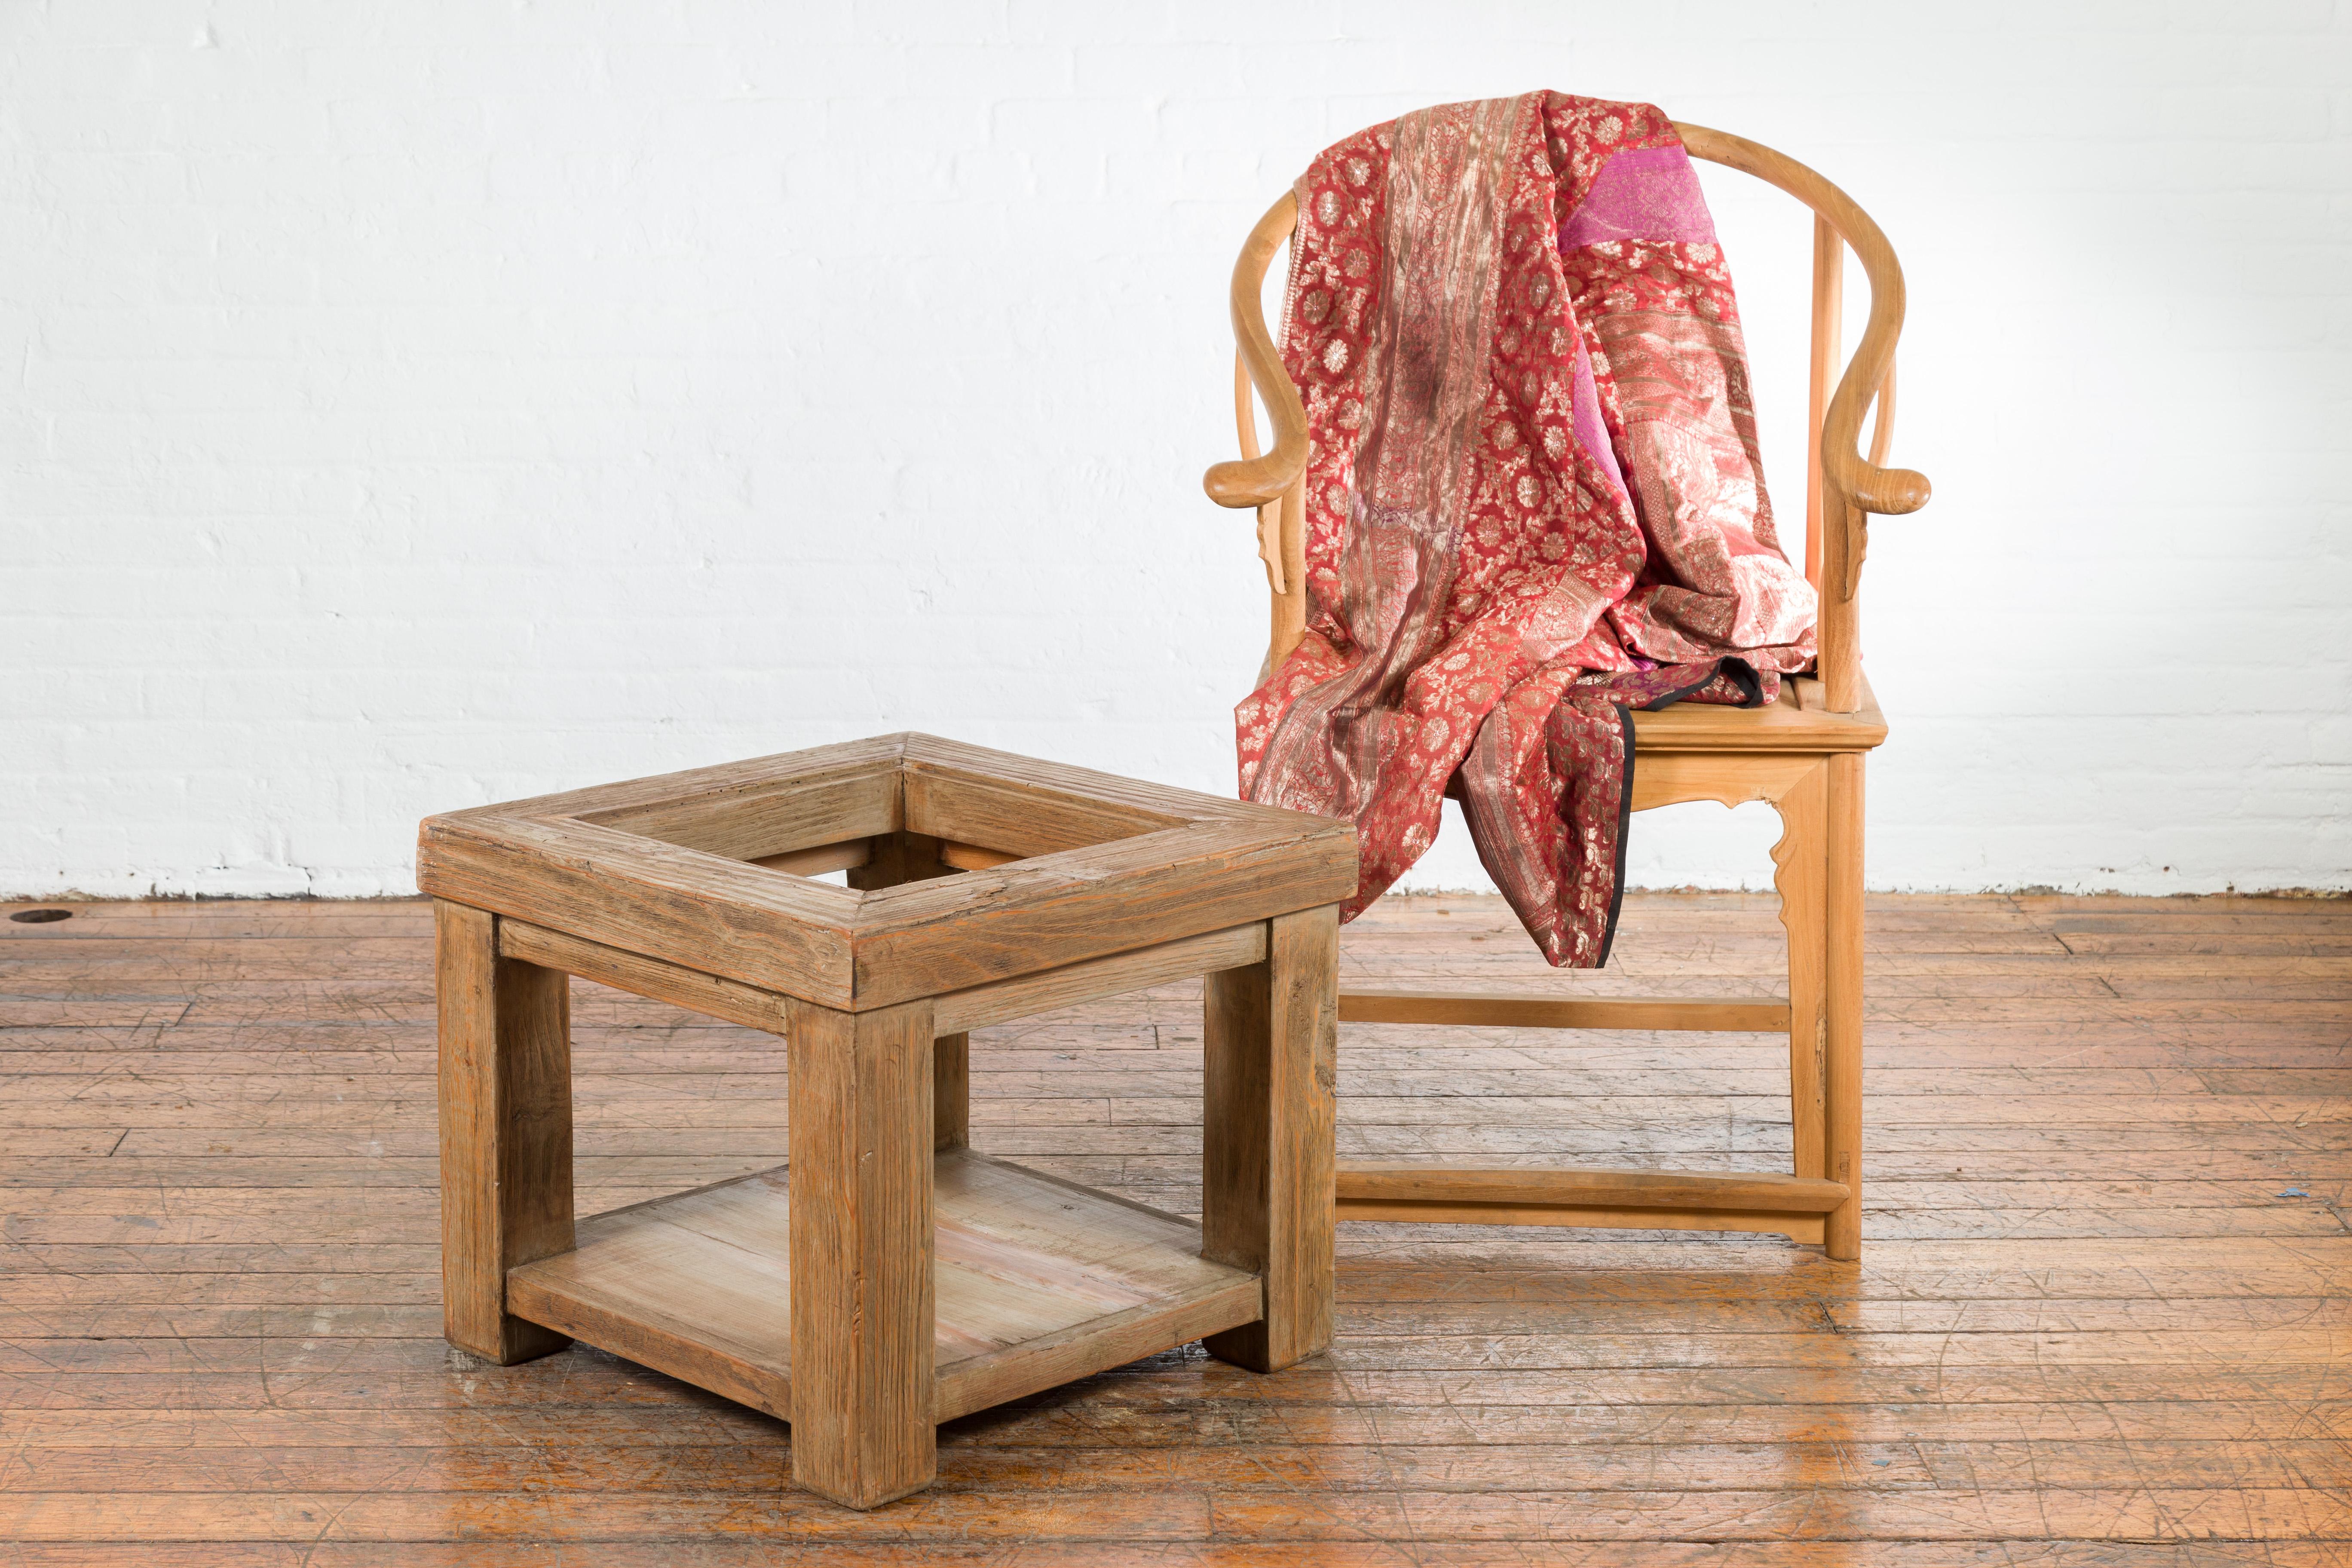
[
  {"xmin": 1823, "ymin": 753, "xmax": 1867, "ymax": 1260},
  {"xmin": 435, "ymin": 900, "xmax": 574, "ymax": 1364},
  {"xmin": 1772, "ymin": 761, "xmax": 1830, "ymax": 1192},
  {"xmin": 1202, "ymin": 904, "xmax": 1338, "ymax": 1373}
]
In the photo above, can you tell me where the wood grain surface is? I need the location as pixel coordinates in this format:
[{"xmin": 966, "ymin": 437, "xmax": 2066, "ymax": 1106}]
[
  {"xmin": 1201, "ymin": 905, "xmax": 1338, "ymax": 1373},
  {"xmin": 433, "ymin": 902, "xmax": 573, "ymax": 1366},
  {"xmin": 2, "ymin": 891, "xmax": 2346, "ymax": 1557},
  {"xmin": 414, "ymin": 733, "xmax": 1357, "ymax": 1011},
  {"xmin": 931, "ymin": 922, "xmax": 1267, "ymax": 1038},
  {"xmin": 785, "ymin": 995, "xmax": 937, "ymax": 1507},
  {"xmin": 503, "ymin": 1148, "xmax": 1260, "ymax": 1430}
]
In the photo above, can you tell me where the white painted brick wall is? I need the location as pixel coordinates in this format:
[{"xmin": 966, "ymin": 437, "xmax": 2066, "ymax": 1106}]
[{"xmin": 3, "ymin": 2, "xmax": 2346, "ymax": 898}]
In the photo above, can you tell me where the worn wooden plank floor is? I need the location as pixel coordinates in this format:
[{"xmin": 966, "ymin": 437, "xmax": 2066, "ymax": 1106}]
[{"xmin": 0, "ymin": 891, "xmax": 2345, "ymax": 1565}]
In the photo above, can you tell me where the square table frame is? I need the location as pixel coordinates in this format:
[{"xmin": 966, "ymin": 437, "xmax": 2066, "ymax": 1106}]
[{"xmin": 418, "ymin": 733, "xmax": 1355, "ymax": 1508}]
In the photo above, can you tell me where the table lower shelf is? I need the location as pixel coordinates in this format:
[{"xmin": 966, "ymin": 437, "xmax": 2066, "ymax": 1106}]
[{"xmin": 505, "ymin": 1148, "xmax": 1264, "ymax": 1424}]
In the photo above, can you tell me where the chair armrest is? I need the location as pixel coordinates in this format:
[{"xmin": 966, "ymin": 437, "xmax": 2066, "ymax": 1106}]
[
  {"xmin": 1826, "ymin": 352, "xmax": 1929, "ymax": 516},
  {"xmin": 1204, "ymin": 194, "xmax": 1309, "ymax": 509},
  {"xmin": 1206, "ymin": 444, "xmax": 1306, "ymax": 510},
  {"xmin": 1829, "ymin": 448, "xmax": 1930, "ymax": 517}
]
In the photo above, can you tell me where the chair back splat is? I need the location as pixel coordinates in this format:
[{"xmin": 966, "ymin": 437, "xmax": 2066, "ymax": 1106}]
[{"xmin": 1200, "ymin": 117, "xmax": 1933, "ymax": 1262}]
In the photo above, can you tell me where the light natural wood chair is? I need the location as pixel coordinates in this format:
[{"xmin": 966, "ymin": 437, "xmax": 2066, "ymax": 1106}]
[{"xmin": 1206, "ymin": 123, "xmax": 1930, "ymax": 1260}]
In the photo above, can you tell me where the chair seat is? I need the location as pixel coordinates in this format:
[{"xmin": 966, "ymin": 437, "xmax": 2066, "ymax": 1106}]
[{"xmin": 1630, "ymin": 675, "xmax": 1886, "ymax": 753}]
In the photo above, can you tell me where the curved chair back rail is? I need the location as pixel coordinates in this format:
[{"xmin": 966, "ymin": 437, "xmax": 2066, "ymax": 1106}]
[{"xmin": 1205, "ymin": 122, "xmax": 1931, "ymax": 714}]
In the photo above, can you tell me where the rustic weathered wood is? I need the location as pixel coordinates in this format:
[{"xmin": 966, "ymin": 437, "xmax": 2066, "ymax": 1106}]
[
  {"xmin": 589, "ymin": 765, "xmax": 902, "ymax": 863},
  {"xmin": 505, "ymin": 1173, "xmax": 796, "ymax": 1419},
  {"xmin": 786, "ymin": 996, "xmax": 935, "ymax": 1509},
  {"xmin": 927, "ymin": 1152, "xmax": 1263, "ymax": 1419},
  {"xmin": 1337, "ymin": 1163, "xmax": 1849, "ymax": 1211},
  {"xmin": 419, "ymin": 812, "xmax": 864, "ymax": 1007},
  {"xmin": 435, "ymin": 732, "xmax": 908, "ymax": 831},
  {"xmin": 896, "ymin": 734, "xmax": 1321, "ymax": 828},
  {"xmin": 434, "ymin": 900, "xmax": 574, "ymax": 1365},
  {"xmin": 437, "ymin": 732, "xmax": 1342, "ymax": 1510},
  {"xmin": 1202, "ymin": 905, "xmax": 1339, "ymax": 1373},
  {"xmin": 1, "ymin": 892, "xmax": 2344, "ymax": 1558},
  {"xmin": 503, "ymin": 1150, "xmax": 1262, "ymax": 1426},
  {"xmin": 416, "ymin": 733, "xmax": 1356, "ymax": 1012},
  {"xmin": 938, "ymin": 839, "xmax": 1021, "ymax": 872},
  {"xmin": 747, "ymin": 838, "xmax": 872, "ymax": 878},
  {"xmin": 845, "ymin": 829, "xmax": 953, "ymax": 892},
  {"xmin": 1338, "ymin": 991, "xmax": 1787, "ymax": 1032},
  {"xmin": 847, "ymin": 819, "xmax": 1354, "ymax": 1008},
  {"xmin": 747, "ymin": 835, "xmax": 1011, "ymax": 880},
  {"xmin": 496, "ymin": 919, "xmax": 792, "ymax": 1036},
  {"xmin": 931, "ymin": 924, "xmax": 1267, "ymax": 1037},
  {"xmin": 1333, "ymin": 1197, "xmax": 1831, "ymax": 1243},
  {"xmin": 900, "ymin": 768, "xmax": 1179, "ymax": 860},
  {"xmin": 934, "ymin": 1032, "xmax": 969, "ymax": 1151}
]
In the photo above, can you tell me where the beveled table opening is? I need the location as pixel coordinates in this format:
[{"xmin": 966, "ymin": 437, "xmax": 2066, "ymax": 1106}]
[{"xmin": 419, "ymin": 733, "xmax": 1355, "ymax": 1509}]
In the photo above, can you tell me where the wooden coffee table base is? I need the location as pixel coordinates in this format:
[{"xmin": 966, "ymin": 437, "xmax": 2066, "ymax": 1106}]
[
  {"xmin": 423, "ymin": 735, "xmax": 1354, "ymax": 1509},
  {"xmin": 506, "ymin": 1150, "xmax": 1265, "ymax": 1428}
]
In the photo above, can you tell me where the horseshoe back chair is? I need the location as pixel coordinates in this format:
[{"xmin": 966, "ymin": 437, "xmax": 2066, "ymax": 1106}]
[{"xmin": 1205, "ymin": 124, "xmax": 1931, "ymax": 1260}]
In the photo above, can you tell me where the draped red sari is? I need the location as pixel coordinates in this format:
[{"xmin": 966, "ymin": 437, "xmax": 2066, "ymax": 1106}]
[{"xmin": 1236, "ymin": 94, "xmax": 1816, "ymax": 967}]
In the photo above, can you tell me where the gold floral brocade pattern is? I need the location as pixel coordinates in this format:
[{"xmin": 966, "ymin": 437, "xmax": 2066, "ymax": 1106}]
[{"xmin": 1236, "ymin": 92, "xmax": 1815, "ymax": 967}]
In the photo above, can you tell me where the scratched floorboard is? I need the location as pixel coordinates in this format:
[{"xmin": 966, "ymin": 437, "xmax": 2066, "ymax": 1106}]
[{"xmin": 0, "ymin": 891, "xmax": 2345, "ymax": 1564}]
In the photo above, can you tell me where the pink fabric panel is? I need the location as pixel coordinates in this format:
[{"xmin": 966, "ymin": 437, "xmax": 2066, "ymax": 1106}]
[{"xmin": 1559, "ymin": 144, "xmax": 1717, "ymax": 249}]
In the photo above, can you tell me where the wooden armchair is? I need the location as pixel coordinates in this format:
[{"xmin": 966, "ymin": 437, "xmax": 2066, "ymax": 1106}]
[{"xmin": 1205, "ymin": 124, "xmax": 1930, "ymax": 1260}]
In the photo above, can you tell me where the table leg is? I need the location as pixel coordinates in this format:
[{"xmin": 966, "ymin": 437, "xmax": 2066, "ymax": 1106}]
[
  {"xmin": 1202, "ymin": 903, "xmax": 1338, "ymax": 1372},
  {"xmin": 934, "ymin": 1032, "xmax": 970, "ymax": 1151},
  {"xmin": 788, "ymin": 997, "xmax": 937, "ymax": 1509},
  {"xmin": 436, "ymin": 900, "xmax": 574, "ymax": 1364}
]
